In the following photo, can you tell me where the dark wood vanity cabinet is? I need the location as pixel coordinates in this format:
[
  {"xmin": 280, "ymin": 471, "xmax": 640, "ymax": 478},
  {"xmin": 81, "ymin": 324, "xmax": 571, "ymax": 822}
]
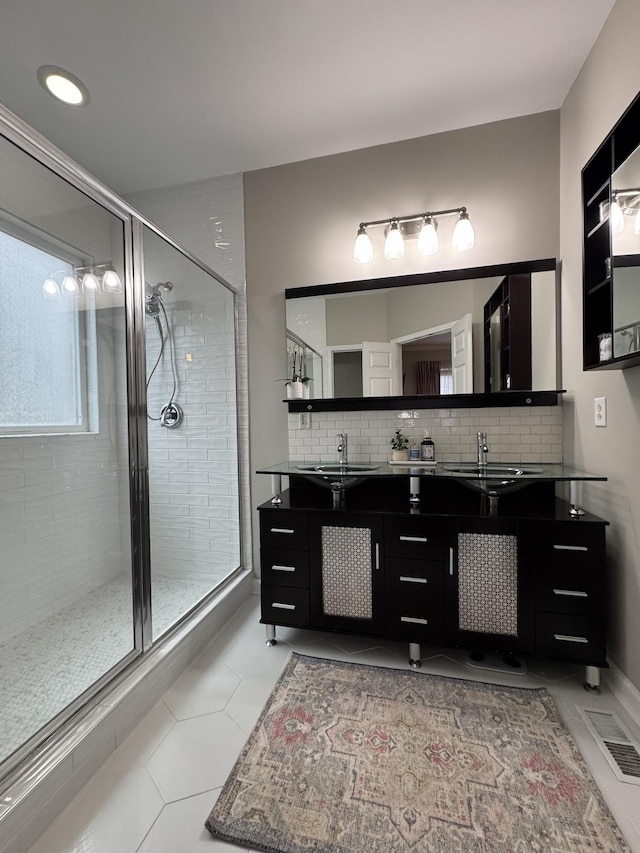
[
  {"xmin": 383, "ymin": 516, "xmax": 449, "ymax": 644},
  {"xmin": 520, "ymin": 519, "xmax": 607, "ymax": 666},
  {"xmin": 260, "ymin": 509, "xmax": 310, "ymax": 629},
  {"xmin": 259, "ymin": 500, "xmax": 608, "ymax": 671}
]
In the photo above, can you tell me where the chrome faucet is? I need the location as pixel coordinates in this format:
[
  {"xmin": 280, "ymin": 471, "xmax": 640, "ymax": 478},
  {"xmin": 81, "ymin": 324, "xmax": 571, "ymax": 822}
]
[
  {"xmin": 477, "ymin": 432, "xmax": 489, "ymax": 467},
  {"xmin": 337, "ymin": 433, "xmax": 348, "ymax": 467}
]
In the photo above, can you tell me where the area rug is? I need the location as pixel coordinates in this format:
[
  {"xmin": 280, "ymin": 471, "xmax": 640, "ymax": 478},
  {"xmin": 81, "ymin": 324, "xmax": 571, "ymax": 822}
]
[{"xmin": 205, "ymin": 653, "xmax": 629, "ymax": 852}]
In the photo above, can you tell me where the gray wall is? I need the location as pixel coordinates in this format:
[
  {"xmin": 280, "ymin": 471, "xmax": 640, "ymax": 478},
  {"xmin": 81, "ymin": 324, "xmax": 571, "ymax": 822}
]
[
  {"xmin": 559, "ymin": 0, "xmax": 640, "ymax": 691},
  {"xmin": 244, "ymin": 110, "xmax": 560, "ymax": 562}
]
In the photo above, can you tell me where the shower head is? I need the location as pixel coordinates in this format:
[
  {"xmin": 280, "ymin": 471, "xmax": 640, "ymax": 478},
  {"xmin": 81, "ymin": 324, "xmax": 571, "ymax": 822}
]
[{"xmin": 145, "ymin": 281, "xmax": 174, "ymax": 316}]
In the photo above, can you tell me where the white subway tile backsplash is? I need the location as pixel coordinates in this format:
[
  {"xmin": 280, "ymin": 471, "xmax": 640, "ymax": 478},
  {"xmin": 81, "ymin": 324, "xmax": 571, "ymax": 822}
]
[{"xmin": 287, "ymin": 404, "xmax": 563, "ymax": 465}]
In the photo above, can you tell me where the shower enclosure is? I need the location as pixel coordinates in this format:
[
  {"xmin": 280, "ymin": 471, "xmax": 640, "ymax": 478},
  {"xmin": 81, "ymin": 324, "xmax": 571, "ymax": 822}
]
[{"xmin": 0, "ymin": 107, "xmax": 242, "ymax": 780}]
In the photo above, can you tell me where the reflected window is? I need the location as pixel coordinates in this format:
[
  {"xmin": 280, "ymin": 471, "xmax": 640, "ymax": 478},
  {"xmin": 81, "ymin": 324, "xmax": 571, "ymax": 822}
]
[{"xmin": 0, "ymin": 229, "xmax": 96, "ymax": 433}]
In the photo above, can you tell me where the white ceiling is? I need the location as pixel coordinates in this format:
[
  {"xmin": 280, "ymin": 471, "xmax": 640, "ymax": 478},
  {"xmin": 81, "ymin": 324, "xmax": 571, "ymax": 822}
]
[{"xmin": 0, "ymin": 0, "xmax": 615, "ymax": 195}]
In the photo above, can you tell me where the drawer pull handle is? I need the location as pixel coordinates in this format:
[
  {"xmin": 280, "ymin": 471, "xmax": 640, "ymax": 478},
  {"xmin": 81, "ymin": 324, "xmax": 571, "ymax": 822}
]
[
  {"xmin": 553, "ymin": 588, "xmax": 588, "ymax": 598},
  {"xmin": 401, "ymin": 616, "xmax": 429, "ymax": 625},
  {"xmin": 375, "ymin": 542, "xmax": 380, "ymax": 570},
  {"xmin": 399, "ymin": 535, "xmax": 428, "ymax": 543},
  {"xmin": 449, "ymin": 546, "xmax": 454, "ymax": 577},
  {"xmin": 553, "ymin": 544, "xmax": 588, "ymax": 552},
  {"xmin": 272, "ymin": 564, "xmax": 296, "ymax": 573},
  {"xmin": 400, "ymin": 576, "xmax": 428, "ymax": 584},
  {"xmin": 272, "ymin": 602, "xmax": 296, "ymax": 610},
  {"xmin": 553, "ymin": 633, "xmax": 588, "ymax": 644},
  {"xmin": 271, "ymin": 527, "xmax": 295, "ymax": 534}
]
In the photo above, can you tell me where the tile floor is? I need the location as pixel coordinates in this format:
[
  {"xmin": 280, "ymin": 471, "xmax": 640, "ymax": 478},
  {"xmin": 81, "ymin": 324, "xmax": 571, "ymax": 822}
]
[{"xmin": 24, "ymin": 593, "xmax": 640, "ymax": 852}]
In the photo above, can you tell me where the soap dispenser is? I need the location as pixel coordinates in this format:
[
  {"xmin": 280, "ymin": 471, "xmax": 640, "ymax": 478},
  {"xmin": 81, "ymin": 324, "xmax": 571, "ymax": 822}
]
[{"xmin": 421, "ymin": 430, "xmax": 435, "ymax": 463}]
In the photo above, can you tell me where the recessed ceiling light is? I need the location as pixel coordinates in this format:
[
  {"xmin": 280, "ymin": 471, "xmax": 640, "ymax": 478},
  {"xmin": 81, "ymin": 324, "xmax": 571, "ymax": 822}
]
[{"xmin": 37, "ymin": 65, "xmax": 90, "ymax": 106}]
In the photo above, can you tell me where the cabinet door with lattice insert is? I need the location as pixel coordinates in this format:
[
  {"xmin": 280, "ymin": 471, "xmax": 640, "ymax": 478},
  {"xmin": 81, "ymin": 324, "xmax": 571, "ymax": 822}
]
[{"xmin": 309, "ymin": 514, "xmax": 385, "ymax": 635}]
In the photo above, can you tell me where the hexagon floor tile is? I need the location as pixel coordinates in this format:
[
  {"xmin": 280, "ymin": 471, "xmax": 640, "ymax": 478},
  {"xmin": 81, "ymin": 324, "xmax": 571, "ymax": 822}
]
[{"xmin": 24, "ymin": 595, "xmax": 640, "ymax": 852}]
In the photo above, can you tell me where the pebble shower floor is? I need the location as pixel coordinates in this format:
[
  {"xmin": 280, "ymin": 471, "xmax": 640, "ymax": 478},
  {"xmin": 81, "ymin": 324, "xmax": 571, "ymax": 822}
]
[{"xmin": 0, "ymin": 574, "xmax": 221, "ymax": 764}]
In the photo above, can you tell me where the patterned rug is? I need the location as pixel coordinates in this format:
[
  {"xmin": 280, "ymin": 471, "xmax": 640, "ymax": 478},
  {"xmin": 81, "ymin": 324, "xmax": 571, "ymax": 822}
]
[{"xmin": 206, "ymin": 653, "xmax": 629, "ymax": 852}]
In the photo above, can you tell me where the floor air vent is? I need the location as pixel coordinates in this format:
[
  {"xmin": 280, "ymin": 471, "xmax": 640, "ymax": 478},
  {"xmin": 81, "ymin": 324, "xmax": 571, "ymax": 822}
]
[{"xmin": 579, "ymin": 707, "xmax": 640, "ymax": 784}]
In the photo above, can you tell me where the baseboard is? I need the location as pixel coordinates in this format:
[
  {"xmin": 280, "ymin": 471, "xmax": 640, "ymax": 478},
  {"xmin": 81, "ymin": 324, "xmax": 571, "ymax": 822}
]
[
  {"xmin": 607, "ymin": 658, "xmax": 640, "ymax": 730},
  {"xmin": 0, "ymin": 569, "xmax": 253, "ymax": 853}
]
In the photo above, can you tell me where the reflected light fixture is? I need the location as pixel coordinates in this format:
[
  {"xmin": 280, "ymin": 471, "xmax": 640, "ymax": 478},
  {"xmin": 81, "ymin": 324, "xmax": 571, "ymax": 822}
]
[
  {"xmin": 101, "ymin": 266, "xmax": 123, "ymax": 293},
  {"xmin": 610, "ymin": 198, "xmax": 625, "ymax": 234},
  {"xmin": 61, "ymin": 274, "xmax": 80, "ymax": 296},
  {"xmin": 42, "ymin": 278, "xmax": 61, "ymax": 299},
  {"xmin": 82, "ymin": 271, "xmax": 100, "ymax": 292},
  {"xmin": 609, "ymin": 189, "xmax": 640, "ymax": 236},
  {"xmin": 354, "ymin": 206, "xmax": 474, "ymax": 263},
  {"xmin": 37, "ymin": 65, "xmax": 90, "ymax": 107},
  {"xmin": 42, "ymin": 262, "xmax": 122, "ymax": 299}
]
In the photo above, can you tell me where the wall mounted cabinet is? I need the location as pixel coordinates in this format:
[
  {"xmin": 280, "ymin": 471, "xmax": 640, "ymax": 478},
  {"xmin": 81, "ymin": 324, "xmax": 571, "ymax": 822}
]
[{"xmin": 582, "ymin": 89, "xmax": 640, "ymax": 371}]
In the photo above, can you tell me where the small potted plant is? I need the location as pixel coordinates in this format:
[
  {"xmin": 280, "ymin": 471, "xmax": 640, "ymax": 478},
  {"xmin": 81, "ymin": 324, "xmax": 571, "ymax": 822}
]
[
  {"xmin": 390, "ymin": 428, "xmax": 410, "ymax": 462},
  {"xmin": 277, "ymin": 347, "xmax": 310, "ymax": 399}
]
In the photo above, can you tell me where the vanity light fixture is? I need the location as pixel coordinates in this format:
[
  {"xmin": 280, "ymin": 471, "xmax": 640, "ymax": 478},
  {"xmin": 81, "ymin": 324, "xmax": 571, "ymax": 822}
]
[
  {"xmin": 384, "ymin": 219, "xmax": 404, "ymax": 259},
  {"xmin": 42, "ymin": 262, "xmax": 122, "ymax": 299},
  {"xmin": 353, "ymin": 224, "xmax": 374, "ymax": 263},
  {"xmin": 37, "ymin": 65, "xmax": 90, "ymax": 107},
  {"xmin": 354, "ymin": 206, "xmax": 474, "ymax": 263}
]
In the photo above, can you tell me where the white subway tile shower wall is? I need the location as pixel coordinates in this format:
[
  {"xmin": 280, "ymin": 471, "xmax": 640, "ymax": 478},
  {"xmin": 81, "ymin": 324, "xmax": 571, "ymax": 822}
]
[
  {"xmin": 0, "ymin": 310, "xmax": 130, "ymax": 646},
  {"xmin": 288, "ymin": 406, "xmax": 563, "ymax": 465},
  {"xmin": 127, "ymin": 175, "xmax": 248, "ymax": 583}
]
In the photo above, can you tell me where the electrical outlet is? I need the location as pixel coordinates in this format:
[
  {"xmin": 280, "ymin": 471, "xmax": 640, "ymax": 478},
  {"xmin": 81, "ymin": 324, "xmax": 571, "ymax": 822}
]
[
  {"xmin": 298, "ymin": 412, "xmax": 311, "ymax": 430},
  {"xmin": 594, "ymin": 396, "xmax": 607, "ymax": 427}
]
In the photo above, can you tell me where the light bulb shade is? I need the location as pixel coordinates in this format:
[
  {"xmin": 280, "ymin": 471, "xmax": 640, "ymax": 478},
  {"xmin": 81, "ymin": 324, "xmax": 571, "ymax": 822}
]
[
  {"xmin": 43, "ymin": 278, "xmax": 61, "ymax": 299},
  {"xmin": 353, "ymin": 225, "xmax": 373, "ymax": 263},
  {"xmin": 102, "ymin": 268, "xmax": 123, "ymax": 293},
  {"xmin": 417, "ymin": 217, "xmax": 439, "ymax": 255},
  {"xmin": 610, "ymin": 200, "xmax": 625, "ymax": 234},
  {"xmin": 452, "ymin": 212, "xmax": 474, "ymax": 251},
  {"xmin": 635, "ymin": 209, "xmax": 640, "ymax": 235},
  {"xmin": 384, "ymin": 220, "xmax": 404, "ymax": 259},
  {"xmin": 82, "ymin": 271, "xmax": 100, "ymax": 292},
  {"xmin": 61, "ymin": 274, "xmax": 80, "ymax": 295}
]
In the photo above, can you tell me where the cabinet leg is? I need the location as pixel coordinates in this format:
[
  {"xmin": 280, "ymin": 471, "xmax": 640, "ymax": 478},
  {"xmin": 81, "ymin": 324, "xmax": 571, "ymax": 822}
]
[
  {"xmin": 409, "ymin": 642, "xmax": 421, "ymax": 669},
  {"xmin": 265, "ymin": 624, "xmax": 277, "ymax": 646},
  {"xmin": 584, "ymin": 665, "xmax": 601, "ymax": 694}
]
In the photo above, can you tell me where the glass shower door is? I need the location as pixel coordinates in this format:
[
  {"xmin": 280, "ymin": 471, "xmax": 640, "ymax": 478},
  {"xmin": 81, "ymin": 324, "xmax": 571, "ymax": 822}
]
[
  {"xmin": 0, "ymin": 132, "xmax": 135, "ymax": 770},
  {"xmin": 141, "ymin": 226, "xmax": 240, "ymax": 641}
]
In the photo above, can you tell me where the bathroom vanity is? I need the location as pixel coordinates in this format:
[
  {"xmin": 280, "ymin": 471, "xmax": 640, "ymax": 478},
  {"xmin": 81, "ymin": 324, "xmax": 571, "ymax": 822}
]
[{"xmin": 257, "ymin": 463, "xmax": 608, "ymax": 691}]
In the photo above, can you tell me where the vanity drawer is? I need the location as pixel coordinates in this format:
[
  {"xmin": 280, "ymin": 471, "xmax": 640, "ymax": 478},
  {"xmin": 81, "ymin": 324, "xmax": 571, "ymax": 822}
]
[
  {"xmin": 525, "ymin": 523, "xmax": 604, "ymax": 571},
  {"xmin": 535, "ymin": 612, "xmax": 606, "ymax": 665},
  {"xmin": 385, "ymin": 557, "xmax": 444, "ymax": 598},
  {"xmin": 261, "ymin": 585, "xmax": 310, "ymax": 628},
  {"xmin": 260, "ymin": 511, "xmax": 308, "ymax": 550},
  {"xmin": 384, "ymin": 517, "xmax": 448, "ymax": 559},
  {"xmin": 535, "ymin": 566, "xmax": 602, "ymax": 616},
  {"xmin": 386, "ymin": 598, "xmax": 443, "ymax": 642},
  {"xmin": 261, "ymin": 548, "xmax": 309, "ymax": 588}
]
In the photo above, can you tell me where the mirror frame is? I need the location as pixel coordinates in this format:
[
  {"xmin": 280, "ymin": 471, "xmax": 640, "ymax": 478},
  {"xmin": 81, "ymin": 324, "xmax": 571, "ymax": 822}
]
[{"xmin": 285, "ymin": 257, "xmax": 563, "ymax": 412}]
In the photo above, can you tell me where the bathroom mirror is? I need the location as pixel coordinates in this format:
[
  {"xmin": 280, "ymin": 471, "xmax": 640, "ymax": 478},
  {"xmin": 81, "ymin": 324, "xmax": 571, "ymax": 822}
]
[
  {"xmin": 285, "ymin": 260, "xmax": 558, "ymax": 401},
  {"xmin": 611, "ymin": 142, "xmax": 640, "ymax": 358}
]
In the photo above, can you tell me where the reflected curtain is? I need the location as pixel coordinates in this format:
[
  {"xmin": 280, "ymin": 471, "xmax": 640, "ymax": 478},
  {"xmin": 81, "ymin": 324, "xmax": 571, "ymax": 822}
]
[{"xmin": 415, "ymin": 360, "xmax": 441, "ymax": 395}]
